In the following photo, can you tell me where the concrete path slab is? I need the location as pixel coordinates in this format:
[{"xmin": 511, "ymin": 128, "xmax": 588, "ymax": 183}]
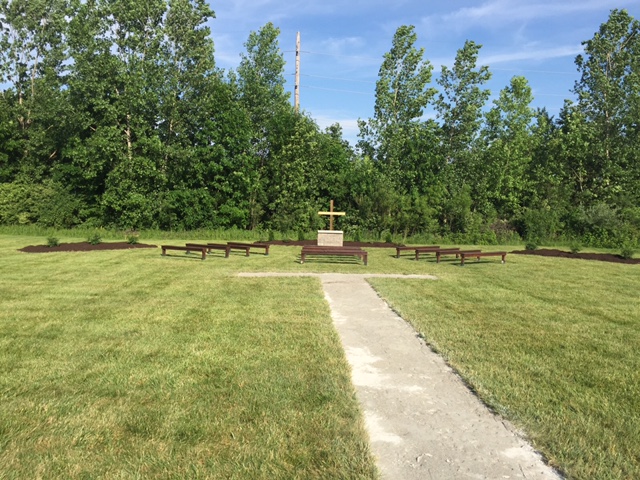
[{"xmin": 239, "ymin": 273, "xmax": 562, "ymax": 479}]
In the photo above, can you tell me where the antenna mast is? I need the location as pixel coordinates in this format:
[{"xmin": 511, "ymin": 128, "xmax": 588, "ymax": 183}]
[{"xmin": 295, "ymin": 31, "xmax": 300, "ymax": 112}]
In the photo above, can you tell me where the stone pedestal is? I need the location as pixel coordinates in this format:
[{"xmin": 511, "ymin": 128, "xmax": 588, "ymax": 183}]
[{"xmin": 317, "ymin": 230, "xmax": 344, "ymax": 247}]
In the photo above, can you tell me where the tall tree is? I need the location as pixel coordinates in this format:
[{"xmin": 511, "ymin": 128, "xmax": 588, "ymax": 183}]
[
  {"xmin": 573, "ymin": 9, "xmax": 640, "ymax": 205},
  {"xmin": 357, "ymin": 25, "xmax": 436, "ymax": 192},
  {"xmin": 481, "ymin": 76, "xmax": 535, "ymax": 219},
  {"xmin": 235, "ymin": 22, "xmax": 295, "ymax": 229},
  {"xmin": 0, "ymin": 0, "xmax": 70, "ymax": 181},
  {"xmin": 435, "ymin": 40, "xmax": 491, "ymax": 171},
  {"xmin": 434, "ymin": 40, "xmax": 492, "ymax": 232}
]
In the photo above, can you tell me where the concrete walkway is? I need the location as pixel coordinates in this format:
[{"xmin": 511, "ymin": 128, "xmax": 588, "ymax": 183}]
[{"xmin": 239, "ymin": 273, "xmax": 562, "ymax": 479}]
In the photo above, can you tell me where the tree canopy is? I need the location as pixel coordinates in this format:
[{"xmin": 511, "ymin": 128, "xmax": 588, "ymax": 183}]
[{"xmin": 0, "ymin": 6, "xmax": 638, "ymax": 247}]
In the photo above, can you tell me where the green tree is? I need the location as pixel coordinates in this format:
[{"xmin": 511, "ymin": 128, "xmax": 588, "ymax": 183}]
[
  {"xmin": 434, "ymin": 40, "xmax": 492, "ymax": 233},
  {"xmin": 573, "ymin": 9, "xmax": 640, "ymax": 204},
  {"xmin": 481, "ymin": 76, "xmax": 535, "ymax": 219},
  {"xmin": 0, "ymin": 0, "xmax": 70, "ymax": 182},
  {"xmin": 234, "ymin": 22, "xmax": 295, "ymax": 229},
  {"xmin": 435, "ymin": 40, "xmax": 491, "ymax": 173},
  {"xmin": 357, "ymin": 25, "xmax": 436, "ymax": 192}
]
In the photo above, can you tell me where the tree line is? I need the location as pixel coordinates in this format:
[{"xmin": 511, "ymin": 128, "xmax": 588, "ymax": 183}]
[{"xmin": 0, "ymin": 2, "xmax": 638, "ymax": 247}]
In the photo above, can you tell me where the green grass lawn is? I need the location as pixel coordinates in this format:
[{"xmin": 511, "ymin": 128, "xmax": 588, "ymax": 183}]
[
  {"xmin": 0, "ymin": 235, "xmax": 377, "ymax": 479},
  {"xmin": 369, "ymin": 250, "xmax": 640, "ymax": 480},
  {"xmin": 1, "ymin": 235, "xmax": 639, "ymax": 479}
]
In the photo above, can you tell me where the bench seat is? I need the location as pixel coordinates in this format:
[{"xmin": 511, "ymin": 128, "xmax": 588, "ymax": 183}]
[
  {"xmin": 226, "ymin": 242, "xmax": 270, "ymax": 257},
  {"xmin": 161, "ymin": 245, "xmax": 207, "ymax": 260},
  {"xmin": 435, "ymin": 249, "xmax": 482, "ymax": 263},
  {"xmin": 395, "ymin": 245, "xmax": 439, "ymax": 258},
  {"xmin": 185, "ymin": 243, "xmax": 228, "ymax": 256},
  {"xmin": 300, "ymin": 246, "xmax": 368, "ymax": 265},
  {"xmin": 460, "ymin": 251, "xmax": 507, "ymax": 265},
  {"xmin": 415, "ymin": 246, "xmax": 459, "ymax": 261}
]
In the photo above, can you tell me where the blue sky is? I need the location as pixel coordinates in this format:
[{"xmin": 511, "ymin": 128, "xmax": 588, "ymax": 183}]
[{"xmin": 213, "ymin": 1, "xmax": 639, "ymax": 144}]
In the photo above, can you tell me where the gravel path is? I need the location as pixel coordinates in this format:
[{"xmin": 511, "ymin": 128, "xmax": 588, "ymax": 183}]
[{"xmin": 239, "ymin": 273, "xmax": 562, "ymax": 479}]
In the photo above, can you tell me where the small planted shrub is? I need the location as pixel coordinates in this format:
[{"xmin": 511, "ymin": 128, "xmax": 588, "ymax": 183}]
[
  {"xmin": 268, "ymin": 229, "xmax": 275, "ymax": 242},
  {"xmin": 87, "ymin": 232, "xmax": 102, "ymax": 245},
  {"xmin": 525, "ymin": 239, "xmax": 539, "ymax": 251},
  {"xmin": 569, "ymin": 239, "xmax": 583, "ymax": 254},
  {"xmin": 353, "ymin": 229, "xmax": 362, "ymax": 243},
  {"xmin": 125, "ymin": 230, "xmax": 140, "ymax": 244},
  {"xmin": 620, "ymin": 242, "xmax": 636, "ymax": 260},
  {"xmin": 46, "ymin": 237, "xmax": 60, "ymax": 248},
  {"xmin": 384, "ymin": 231, "xmax": 393, "ymax": 244},
  {"xmin": 297, "ymin": 229, "xmax": 305, "ymax": 241}
]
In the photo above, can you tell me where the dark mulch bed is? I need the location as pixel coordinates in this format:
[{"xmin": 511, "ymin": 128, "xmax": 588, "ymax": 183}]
[
  {"xmin": 512, "ymin": 248, "xmax": 639, "ymax": 265},
  {"xmin": 19, "ymin": 242, "xmax": 158, "ymax": 253},
  {"xmin": 262, "ymin": 239, "xmax": 401, "ymax": 248}
]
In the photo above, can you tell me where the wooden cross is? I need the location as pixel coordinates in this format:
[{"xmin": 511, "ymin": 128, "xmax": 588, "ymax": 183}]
[{"xmin": 318, "ymin": 200, "xmax": 345, "ymax": 231}]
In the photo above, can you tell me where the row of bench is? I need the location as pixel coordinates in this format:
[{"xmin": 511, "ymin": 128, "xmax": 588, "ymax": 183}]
[
  {"xmin": 395, "ymin": 245, "xmax": 507, "ymax": 265},
  {"xmin": 160, "ymin": 242, "xmax": 506, "ymax": 266},
  {"xmin": 161, "ymin": 242, "xmax": 270, "ymax": 260}
]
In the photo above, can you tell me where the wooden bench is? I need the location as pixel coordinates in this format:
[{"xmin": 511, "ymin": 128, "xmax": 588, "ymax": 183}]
[
  {"xmin": 226, "ymin": 242, "xmax": 270, "ymax": 257},
  {"xmin": 395, "ymin": 245, "xmax": 439, "ymax": 258},
  {"xmin": 415, "ymin": 246, "xmax": 459, "ymax": 261},
  {"xmin": 300, "ymin": 246, "xmax": 368, "ymax": 265},
  {"xmin": 435, "ymin": 249, "xmax": 482, "ymax": 263},
  {"xmin": 460, "ymin": 251, "xmax": 507, "ymax": 266},
  {"xmin": 161, "ymin": 245, "xmax": 207, "ymax": 260},
  {"xmin": 185, "ymin": 243, "xmax": 228, "ymax": 256}
]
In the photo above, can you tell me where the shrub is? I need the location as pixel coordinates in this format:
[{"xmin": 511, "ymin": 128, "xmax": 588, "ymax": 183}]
[
  {"xmin": 384, "ymin": 231, "xmax": 393, "ymax": 244},
  {"xmin": 525, "ymin": 239, "xmax": 539, "ymax": 251},
  {"xmin": 46, "ymin": 237, "xmax": 60, "ymax": 248},
  {"xmin": 87, "ymin": 232, "xmax": 102, "ymax": 245},
  {"xmin": 126, "ymin": 234, "xmax": 139, "ymax": 245},
  {"xmin": 620, "ymin": 242, "xmax": 635, "ymax": 259},
  {"xmin": 297, "ymin": 229, "xmax": 305, "ymax": 241},
  {"xmin": 569, "ymin": 239, "xmax": 582, "ymax": 254}
]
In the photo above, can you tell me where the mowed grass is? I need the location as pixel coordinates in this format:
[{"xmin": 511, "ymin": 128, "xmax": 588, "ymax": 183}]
[
  {"xmin": 0, "ymin": 236, "xmax": 377, "ymax": 479},
  {"xmin": 369, "ymin": 250, "xmax": 640, "ymax": 480}
]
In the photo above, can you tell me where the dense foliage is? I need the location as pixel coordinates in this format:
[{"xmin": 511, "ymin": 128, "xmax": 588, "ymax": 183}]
[{"xmin": 0, "ymin": 4, "xmax": 638, "ymax": 246}]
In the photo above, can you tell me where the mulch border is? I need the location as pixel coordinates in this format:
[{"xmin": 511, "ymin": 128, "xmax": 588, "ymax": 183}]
[{"xmin": 19, "ymin": 242, "xmax": 158, "ymax": 253}]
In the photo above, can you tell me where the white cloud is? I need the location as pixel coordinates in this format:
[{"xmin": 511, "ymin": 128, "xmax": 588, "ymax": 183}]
[
  {"xmin": 480, "ymin": 45, "xmax": 584, "ymax": 65},
  {"xmin": 435, "ymin": 0, "xmax": 635, "ymax": 29}
]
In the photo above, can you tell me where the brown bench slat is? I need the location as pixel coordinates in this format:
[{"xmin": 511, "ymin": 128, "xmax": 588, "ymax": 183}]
[
  {"xmin": 395, "ymin": 245, "xmax": 439, "ymax": 258},
  {"xmin": 185, "ymin": 243, "xmax": 228, "ymax": 256},
  {"xmin": 460, "ymin": 251, "xmax": 507, "ymax": 266},
  {"xmin": 300, "ymin": 246, "xmax": 368, "ymax": 265},
  {"xmin": 436, "ymin": 249, "xmax": 482, "ymax": 263},
  {"xmin": 161, "ymin": 245, "xmax": 206, "ymax": 260},
  {"xmin": 226, "ymin": 242, "xmax": 270, "ymax": 256},
  {"xmin": 415, "ymin": 246, "xmax": 459, "ymax": 261}
]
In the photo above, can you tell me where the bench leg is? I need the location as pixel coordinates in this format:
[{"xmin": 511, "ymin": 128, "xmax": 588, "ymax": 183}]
[
  {"xmin": 162, "ymin": 248, "xmax": 167, "ymax": 256},
  {"xmin": 300, "ymin": 253, "xmax": 305, "ymax": 264},
  {"xmin": 502, "ymin": 254, "xmax": 506, "ymax": 264},
  {"xmin": 460, "ymin": 255, "xmax": 465, "ymax": 266}
]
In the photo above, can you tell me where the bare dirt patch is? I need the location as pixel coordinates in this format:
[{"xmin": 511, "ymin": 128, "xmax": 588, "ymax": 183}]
[{"xmin": 19, "ymin": 242, "xmax": 157, "ymax": 253}]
